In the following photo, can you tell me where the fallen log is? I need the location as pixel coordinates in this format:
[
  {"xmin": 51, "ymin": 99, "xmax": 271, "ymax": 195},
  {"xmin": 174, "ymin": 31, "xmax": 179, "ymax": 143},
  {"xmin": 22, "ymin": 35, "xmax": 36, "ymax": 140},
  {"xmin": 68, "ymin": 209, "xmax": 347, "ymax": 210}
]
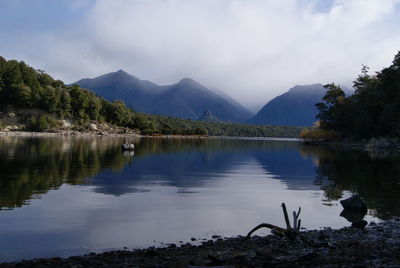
[{"xmin": 246, "ymin": 203, "xmax": 301, "ymax": 241}]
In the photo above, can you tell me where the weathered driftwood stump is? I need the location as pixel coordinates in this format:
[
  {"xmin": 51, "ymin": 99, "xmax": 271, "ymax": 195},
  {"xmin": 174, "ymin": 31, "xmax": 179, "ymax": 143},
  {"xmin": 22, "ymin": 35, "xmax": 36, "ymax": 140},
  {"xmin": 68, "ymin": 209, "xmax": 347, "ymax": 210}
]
[{"xmin": 246, "ymin": 203, "xmax": 301, "ymax": 241}]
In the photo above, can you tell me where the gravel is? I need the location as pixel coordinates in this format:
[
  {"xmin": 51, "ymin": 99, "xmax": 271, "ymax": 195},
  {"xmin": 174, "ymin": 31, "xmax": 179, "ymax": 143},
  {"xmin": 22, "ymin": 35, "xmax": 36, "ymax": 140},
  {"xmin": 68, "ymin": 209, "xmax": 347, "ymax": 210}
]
[{"xmin": 2, "ymin": 218, "xmax": 400, "ymax": 267}]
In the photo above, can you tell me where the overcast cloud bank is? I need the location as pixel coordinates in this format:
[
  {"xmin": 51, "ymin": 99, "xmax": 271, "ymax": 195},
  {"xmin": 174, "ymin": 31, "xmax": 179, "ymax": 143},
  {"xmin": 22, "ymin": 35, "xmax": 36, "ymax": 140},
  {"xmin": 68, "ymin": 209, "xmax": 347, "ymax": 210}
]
[{"xmin": 1, "ymin": 0, "xmax": 399, "ymax": 111}]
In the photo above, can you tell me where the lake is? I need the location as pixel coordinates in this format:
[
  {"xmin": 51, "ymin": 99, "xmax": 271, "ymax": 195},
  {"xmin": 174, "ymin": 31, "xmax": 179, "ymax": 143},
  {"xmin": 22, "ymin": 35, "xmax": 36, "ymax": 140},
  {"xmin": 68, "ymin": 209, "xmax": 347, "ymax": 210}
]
[{"xmin": 0, "ymin": 136, "xmax": 399, "ymax": 261}]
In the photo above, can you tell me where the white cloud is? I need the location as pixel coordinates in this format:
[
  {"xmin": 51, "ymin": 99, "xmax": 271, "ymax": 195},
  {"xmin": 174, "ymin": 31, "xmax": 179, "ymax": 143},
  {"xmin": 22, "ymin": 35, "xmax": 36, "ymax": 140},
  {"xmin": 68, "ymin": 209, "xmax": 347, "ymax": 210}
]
[{"xmin": 3, "ymin": 0, "xmax": 400, "ymax": 111}]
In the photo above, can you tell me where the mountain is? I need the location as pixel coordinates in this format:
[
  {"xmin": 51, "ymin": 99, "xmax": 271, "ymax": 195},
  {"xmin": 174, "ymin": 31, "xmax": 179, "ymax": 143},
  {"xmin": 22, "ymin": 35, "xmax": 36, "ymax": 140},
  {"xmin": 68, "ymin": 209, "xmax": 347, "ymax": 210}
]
[
  {"xmin": 197, "ymin": 110, "xmax": 221, "ymax": 122},
  {"xmin": 73, "ymin": 71, "xmax": 254, "ymax": 122},
  {"xmin": 248, "ymin": 84, "xmax": 327, "ymax": 126},
  {"xmin": 72, "ymin": 70, "xmax": 163, "ymax": 114}
]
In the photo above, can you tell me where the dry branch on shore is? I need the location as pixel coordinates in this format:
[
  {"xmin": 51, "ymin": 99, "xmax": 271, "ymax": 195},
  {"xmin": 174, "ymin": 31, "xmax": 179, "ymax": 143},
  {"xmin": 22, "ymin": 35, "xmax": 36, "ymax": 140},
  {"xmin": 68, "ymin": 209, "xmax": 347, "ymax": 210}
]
[{"xmin": 247, "ymin": 202, "xmax": 301, "ymax": 241}]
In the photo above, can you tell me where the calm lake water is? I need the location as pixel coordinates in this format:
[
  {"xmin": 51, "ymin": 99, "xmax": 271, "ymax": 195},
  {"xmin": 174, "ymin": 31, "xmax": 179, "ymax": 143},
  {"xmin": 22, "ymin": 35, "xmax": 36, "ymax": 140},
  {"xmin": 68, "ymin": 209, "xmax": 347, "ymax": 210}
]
[{"xmin": 0, "ymin": 136, "xmax": 399, "ymax": 261}]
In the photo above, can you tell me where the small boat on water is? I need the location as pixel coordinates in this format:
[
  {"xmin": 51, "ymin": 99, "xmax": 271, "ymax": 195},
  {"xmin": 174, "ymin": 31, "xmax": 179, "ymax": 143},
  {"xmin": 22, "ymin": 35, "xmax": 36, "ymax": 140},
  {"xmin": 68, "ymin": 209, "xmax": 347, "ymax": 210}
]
[{"xmin": 121, "ymin": 143, "xmax": 135, "ymax": 150}]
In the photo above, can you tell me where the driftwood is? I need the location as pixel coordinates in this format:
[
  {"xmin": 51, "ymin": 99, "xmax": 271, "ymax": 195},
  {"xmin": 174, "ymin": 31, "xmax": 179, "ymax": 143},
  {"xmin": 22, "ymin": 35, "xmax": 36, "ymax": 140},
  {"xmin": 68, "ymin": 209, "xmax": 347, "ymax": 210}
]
[{"xmin": 246, "ymin": 203, "xmax": 301, "ymax": 241}]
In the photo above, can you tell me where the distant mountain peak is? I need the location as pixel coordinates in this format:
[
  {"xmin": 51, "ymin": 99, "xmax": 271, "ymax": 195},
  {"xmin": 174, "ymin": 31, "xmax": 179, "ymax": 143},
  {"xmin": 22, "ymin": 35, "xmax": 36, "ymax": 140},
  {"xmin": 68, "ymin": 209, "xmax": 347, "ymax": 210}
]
[
  {"xmin": 73, "ymin": 72, "xmax": 254, "ymax": 122},
  {"xmin": 106, "ymin": 69, "xmax": 144, "ymax": 84},
  {"xmin": 178, "ymin": 77, "xmax": 204, "ymax": 88},
  {"xmin": 248, "ymin": 84, "xmax": 327, "ymax": 126},
  {"xmin": 116, "ymin": 69, "xmax": 127, "ymax": 73},
  {"xmin": 287, "ymin": 84, "xmax": 324, "ymax": 94},
  {"xmin": 179, "ymin": 77, "xmax": 195, "ymax": 83},
  {"xmin": 114, "ymin": 69, "xmax": 132, "ymax": 77}
]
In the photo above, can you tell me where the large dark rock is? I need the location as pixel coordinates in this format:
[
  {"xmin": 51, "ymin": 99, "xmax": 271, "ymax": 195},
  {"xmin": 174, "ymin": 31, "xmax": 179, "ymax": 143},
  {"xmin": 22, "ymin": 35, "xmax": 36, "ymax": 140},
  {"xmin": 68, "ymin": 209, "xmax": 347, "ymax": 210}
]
[
  {"xmin": 340, "ymin": 195, "xmax": 367, "ymax": 212},
  {"xmin": 340, "ymin": 208, "xmax": 367, "ymax": 223},
  {"xmin": 351, "ymin": 220, "xmax": 368, "ymax": 229}
]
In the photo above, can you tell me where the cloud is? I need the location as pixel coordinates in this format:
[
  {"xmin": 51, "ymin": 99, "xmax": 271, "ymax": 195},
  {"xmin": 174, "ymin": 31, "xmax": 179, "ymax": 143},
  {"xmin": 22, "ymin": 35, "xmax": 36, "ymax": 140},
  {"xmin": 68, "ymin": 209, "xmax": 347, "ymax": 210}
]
[{"xmin": 2, "ymin": 0, "xmax": 400, "ymax": 111}]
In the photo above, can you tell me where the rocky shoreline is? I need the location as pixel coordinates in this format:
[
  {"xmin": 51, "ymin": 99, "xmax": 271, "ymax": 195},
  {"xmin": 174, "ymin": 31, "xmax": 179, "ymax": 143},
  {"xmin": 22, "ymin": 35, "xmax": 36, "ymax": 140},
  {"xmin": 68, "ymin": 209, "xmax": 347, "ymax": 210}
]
[
  {"xmin": 302, "ymin": 138, "xmax": 400, "ymax": 153},
  {"xmin": 1, "ymin": 218, "xmax": 400, "ymax": 267},
  {"xmin": 0, "ymin": 131, "xmax": 212, "ymax": 139},
  {"xmin": 0, "ymin": 130, "xmax": 137, "ymax": 137}
]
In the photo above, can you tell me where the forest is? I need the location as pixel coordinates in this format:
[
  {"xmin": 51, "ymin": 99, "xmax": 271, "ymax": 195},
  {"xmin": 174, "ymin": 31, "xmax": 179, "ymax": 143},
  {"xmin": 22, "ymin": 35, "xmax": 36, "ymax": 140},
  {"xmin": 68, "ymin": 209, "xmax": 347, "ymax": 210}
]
[
  {"xmin": 0, "ymin": 56, "xmax": 302, "ymax": 137},
  {"xmin": 303, "ymin": 51, "xmax": 400, "ymax": 140}
]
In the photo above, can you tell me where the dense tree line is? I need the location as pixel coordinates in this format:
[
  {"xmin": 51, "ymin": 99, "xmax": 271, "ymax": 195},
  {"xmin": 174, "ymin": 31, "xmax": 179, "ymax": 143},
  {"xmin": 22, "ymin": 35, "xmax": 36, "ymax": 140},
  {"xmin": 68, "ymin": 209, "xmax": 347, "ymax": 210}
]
[
  {"xmin": 315, "ymin": 51, "xmax": 400, "ymax": 140},
  {"xmin": 137, "ymin": 114, "xmax": 302, "ymax": 137},
  {"xmin": 0, "ymin": 56, "xmax": 301, "ymax": 137},
  {"xmin": 0, "ymin": 56, "xmax": 136, "ymax": 129}
]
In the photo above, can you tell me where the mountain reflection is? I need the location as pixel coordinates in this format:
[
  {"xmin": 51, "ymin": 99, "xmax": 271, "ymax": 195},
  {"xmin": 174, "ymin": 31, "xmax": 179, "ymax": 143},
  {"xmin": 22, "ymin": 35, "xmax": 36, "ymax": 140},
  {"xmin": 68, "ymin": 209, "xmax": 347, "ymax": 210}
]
[
  {"xmin": 1, "ymin": 137, "xmax": 400, "ymax": 220},
  {"xmin": 89, "ymin": 138, "xmax": 315, "ymax": 195}
]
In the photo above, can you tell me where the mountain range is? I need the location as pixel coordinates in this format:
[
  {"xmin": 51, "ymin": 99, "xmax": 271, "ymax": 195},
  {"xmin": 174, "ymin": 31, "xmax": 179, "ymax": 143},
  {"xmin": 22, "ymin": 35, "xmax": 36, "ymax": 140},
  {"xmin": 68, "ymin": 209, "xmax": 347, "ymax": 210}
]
[
  {"xmin": 73, "ymin": 70, "xmax": 254, "ymax": 122},
  {"xmin": 74, "ymin": 70, "xmax": 347, "ymax": 127}
]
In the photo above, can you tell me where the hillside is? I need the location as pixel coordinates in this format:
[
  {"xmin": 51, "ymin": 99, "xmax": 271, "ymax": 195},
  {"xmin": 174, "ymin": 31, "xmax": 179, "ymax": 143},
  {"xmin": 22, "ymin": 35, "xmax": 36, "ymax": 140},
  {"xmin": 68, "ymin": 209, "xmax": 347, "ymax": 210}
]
[
  {"xmin": 249, "ymin": 84, "xmax": 327, "ymax": 126},
  {"xmin": 73, "ymin": 71, "xmax": 254, "ymax": 122}
]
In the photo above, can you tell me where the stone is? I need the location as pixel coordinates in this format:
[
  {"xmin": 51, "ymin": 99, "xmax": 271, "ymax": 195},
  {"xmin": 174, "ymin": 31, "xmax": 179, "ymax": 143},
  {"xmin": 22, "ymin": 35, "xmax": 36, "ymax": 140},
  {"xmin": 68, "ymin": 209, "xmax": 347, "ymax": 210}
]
[
  {"xmin": 340, "ymin": 208, "xmax": 367, "ymax": 223},
  {"xmin": 121, "ymin": 143, "xmax": 135, "ymax": 150},
  {"xmin": 89, "ymin": 123, "xmax": 98, "ymax": 131},
  {"xmin": 256, "ymin": 247, "xmax": 273, "ymax": 258},
  {"xmin": 61, "ymin": 120, "xmax": 72, "ymax": 128},
  {"xmin": 340, "ymin": 195, "xmax": 367, "ymax": 212},
  {"xmin": 351, "ymin": 220, "xmax": 368, "ymax": 229}
]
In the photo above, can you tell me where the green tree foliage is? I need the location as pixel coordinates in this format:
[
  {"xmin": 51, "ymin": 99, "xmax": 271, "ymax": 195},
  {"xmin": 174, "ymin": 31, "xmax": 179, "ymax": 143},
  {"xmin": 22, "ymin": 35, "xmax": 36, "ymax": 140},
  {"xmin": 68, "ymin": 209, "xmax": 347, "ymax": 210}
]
[
  {"xmin": 59, "ymin": 90, "xmax": 72, "ymax": 117},
  {"xmin": 317, "ymin": 51, "xmax": 400, "ymax": 139},
  {"xmin": 27, "ymin": 114, "xmax": 59, "ymax": 132},
  {"xmin": 138, "ymin": 114, "xmax": 302, "ymax": 137},
  {"xmin": 102, "ymin": 100, "xmax": 133, "ymax": 126},
  {"xmin": 0, "ymin": 58, "xmax": 138, "ymax": 130}
]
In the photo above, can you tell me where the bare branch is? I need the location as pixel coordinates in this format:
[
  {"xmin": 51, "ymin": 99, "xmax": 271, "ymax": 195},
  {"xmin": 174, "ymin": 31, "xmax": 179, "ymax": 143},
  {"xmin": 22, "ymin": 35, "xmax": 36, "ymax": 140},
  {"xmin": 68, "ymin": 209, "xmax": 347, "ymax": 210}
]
[
  {"xmin": 271, "ymin": 229, "xmax": 286, "ymax": 236},
  {"xmin": 246, "ymin": 203, "xmax": 303, "ymax": 241},
  {"xmin": 246, "ymin": 223, "xmax": 287, "ymax": 239},
  {"xmin": 281, "ymin": 203, "xmax": 291, "ymax": 230},
  {"xmin": 296, "ymin": 207, "xmax": 301, "ymax": 217}
]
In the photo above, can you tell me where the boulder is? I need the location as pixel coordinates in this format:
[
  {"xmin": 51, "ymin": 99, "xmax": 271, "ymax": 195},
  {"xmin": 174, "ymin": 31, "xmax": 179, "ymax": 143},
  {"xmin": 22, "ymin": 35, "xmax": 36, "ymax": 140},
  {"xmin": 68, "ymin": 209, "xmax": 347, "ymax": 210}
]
[
  {"xmin": 351, "ymin": 220, "xmax": 368, "ymax": 229},
  {"xmin": 121, "ymin": 143, "xmax": 135, "ymax": 150},
  {"xmin": 61, "ymin": 120, "xmax": 72, "ymax": 128},
  {"xmin": 89, "ymin": 123, "xmax": 98, "ymax": 131},
  {"xmin": 340, "ymin": 195, "xmax": 367, "ymax": 212},
  {"xmin": 340, "ymin": 208, "xmax": 366, "ymax": 223}
]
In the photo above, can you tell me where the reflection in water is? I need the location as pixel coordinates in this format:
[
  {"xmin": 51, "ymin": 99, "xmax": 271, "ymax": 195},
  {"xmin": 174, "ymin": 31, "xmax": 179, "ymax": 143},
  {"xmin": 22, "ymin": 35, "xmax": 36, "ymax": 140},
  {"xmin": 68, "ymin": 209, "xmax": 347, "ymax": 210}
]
[
  {"xmin": 300, "ymin": 145, "xmax": 400, "ymax": 219},
  {"xmin": 0, "ymin": 137, "xmax": 399, "ymax": 261},
  {"xmin": 0, "ymin": 136, "xmax": 134, "ymax": 209}
]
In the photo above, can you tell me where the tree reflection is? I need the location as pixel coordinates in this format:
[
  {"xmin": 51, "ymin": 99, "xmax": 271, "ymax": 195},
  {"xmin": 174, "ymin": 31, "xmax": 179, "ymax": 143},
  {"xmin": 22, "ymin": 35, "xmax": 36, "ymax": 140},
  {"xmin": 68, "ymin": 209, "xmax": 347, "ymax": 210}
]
[
  {"xmin": 300, "ymin": 145, "xmax": 400, "ymax": 219},
  {"xmin": 0, "ymin": 136, "xmax": 134, "ymax": 209}
]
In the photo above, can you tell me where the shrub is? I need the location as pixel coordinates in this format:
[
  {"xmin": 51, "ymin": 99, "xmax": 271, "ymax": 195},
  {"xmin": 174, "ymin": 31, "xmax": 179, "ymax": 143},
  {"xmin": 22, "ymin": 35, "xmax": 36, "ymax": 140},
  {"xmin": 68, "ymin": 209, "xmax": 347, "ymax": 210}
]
[
  {"xmin": 300, "ymin": 128, "xmax": 339, "ymax": 141},
  {"xmin": 26, "ymin": 114, "xmax": 59, "ymax": 132},
  {"xmin": 193, "ymin": 127, "xmax": 208, "ymax": 135}
]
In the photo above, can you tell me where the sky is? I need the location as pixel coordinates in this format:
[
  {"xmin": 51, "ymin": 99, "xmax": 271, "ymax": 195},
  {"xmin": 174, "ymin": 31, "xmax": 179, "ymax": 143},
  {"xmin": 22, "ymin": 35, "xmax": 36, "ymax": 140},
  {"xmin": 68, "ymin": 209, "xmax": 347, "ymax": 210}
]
[{"xmin": 1, "ymin": 0, "xmax": 400, "ymax": 112}]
